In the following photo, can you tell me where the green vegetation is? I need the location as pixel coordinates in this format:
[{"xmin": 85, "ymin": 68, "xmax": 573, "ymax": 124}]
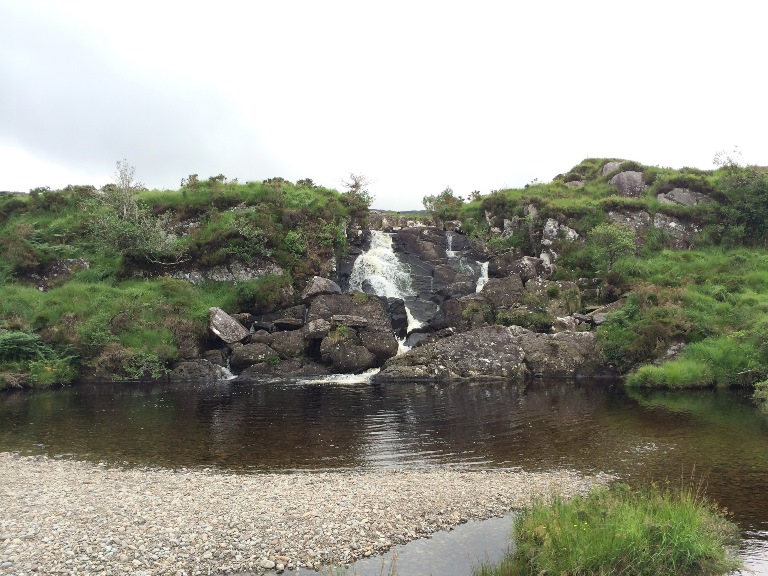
[
  {"xmin": 474, "ymin": 483, "xmax": 739, "ymax": 576},
  {"xmin": 0, "ymin": 163, "xmax": 364, "ymax": 386}
]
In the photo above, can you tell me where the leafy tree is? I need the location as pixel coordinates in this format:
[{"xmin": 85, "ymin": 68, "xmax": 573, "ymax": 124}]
[
  {"xmin": 422, "ymin": 186, "xmax": 464, "ymax": 221},
  {"xmin": 589, "ymin": 222, "xmax": 636, "ymax": 272},
  {"xmin": 87, "ymin": 161, "xmax": 187, "ymax": 265},
  {"xmin": 714, "ymin": 151, "xmax": 768, "ymax": 245}
]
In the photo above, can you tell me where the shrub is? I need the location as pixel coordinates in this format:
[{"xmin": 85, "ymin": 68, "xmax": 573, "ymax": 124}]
[{"xmin": 475, "ymin": 483, "xmax": 740, "ymax": 576}]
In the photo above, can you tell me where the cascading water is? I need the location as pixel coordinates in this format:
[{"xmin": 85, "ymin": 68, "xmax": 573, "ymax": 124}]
[
  {"xmin": 476, "ymin": 261, "xmax": 489, "ymax": 293},
  {"xmin": 349, "ymin": 231, "xmax": 423, "ymax": 348},
  {"xmin": 445, "ymin": 233, "xmax": 459, "ymax": 258}
]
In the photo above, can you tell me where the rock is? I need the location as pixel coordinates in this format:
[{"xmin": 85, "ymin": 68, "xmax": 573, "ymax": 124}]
[
  {"xmin": 320, "ymin": 338, "xmax": 377, "ymax": 373},
  {"xmin": 430, "ymin": 294, "xmax": 488, "ymax": 332},
  {"xmin": 307, "ymin": 294, "xmax": 392, "ymax": 334},
  {"xmin": 387, "ymin": 298, "xmax": 408, "ymax": 340},
  {"xmin": 552, "ymin": 316, "xmax": 579, "ymax": 332},
  {"xmin": 208, "ymin": 307, "xmax": 250, "ymax": 344},
  {"xmin": 601, "ymin": 161, "xmax": 622, "ymax": 175},
  {"xmin": 202, "ymin": 349, "xmax": 228, "ymax": 367},
  {"xmin": 443, "ymin": 220, "xmax": 462, "ymax": 232},
  {"xmin": 607, "ymin": 210, "xmax": 651, "ymax": 238},
  {"xmin": 609, "ymin": 171, "xmax": 646, "ymax": 197},
  {"xmin": 331, "ymin": 314, "xmax": 369, "ymax": 328},
  {"xmin": 250, "ymin": 329, "xmax": 275, "ymax": 344},
  {"xmin": 360, "ymin": 332, "xmax": 399, "ymax": 364},
  {"xmin": 508, "ymin": 257, "xmax": 551, "ymax": 283},
  {"xmin": 565, "ymin": 180, "xmax": 585, "ymax": 188},
  {"xmin": 269, "ymin": 330, "xmax": 308, "ymax": 359},
  {"xmin": 652, "ymin": 213, "xmax": 699, "ymax": 249},
  {"xmin": 301, "ymin": 276, "xmax": 342, "ymax": 303},
  {"xmin": 511, "ymin": 328, "xmax": 599, "ymax": 378},
  {"xmin": 236, "ymin": 358, "xmax": 329, "ymax": 379},
  {"xmin": 273, "ymin": 317, "xmax": 304, "ymax": 331},
  {"xmin": 168, "ymin": 360, "xmax": 225, "ymax": 382},
  {"xmin": 229, "ymin": 342, "xmax": 279, "ymax": 370},
  {"xmin": 437, "ymin": 281, "xmax": 476, "ymax": 301},
  {"xmin": 480, "ymin": 275, "xmax": 525, "ymax": 308},
  {"xmin": 260, "ymin": 559, "xmax": 276, "ymax": 569},
  {"xmin": 589, "ymin": 299, "xmax": 626, "ymax": 325},
  {"xmin": 379, "ymin": 326, "xmax": 527, "ymax": 379},
  {"xmin": 305, "ymin": 318, "xmax": 332, "ymax": 340},
  {"xmin": 657, "ymin": 187, "xmax": 710, "ymax": 206},
  {"xmin": 171, "ymin": 261, "xmax": 284, "ymax": 286}
]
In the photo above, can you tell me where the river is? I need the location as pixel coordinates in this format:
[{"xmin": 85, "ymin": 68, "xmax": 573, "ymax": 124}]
[{"xmin": 1, "ymin": 378, "xmax": 767, "ymax": 574}]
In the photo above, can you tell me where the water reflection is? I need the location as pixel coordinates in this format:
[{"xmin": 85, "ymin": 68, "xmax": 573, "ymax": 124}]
[{"xmin": 2, "ymin": 379, "xmax": 768, "ymax": 541}]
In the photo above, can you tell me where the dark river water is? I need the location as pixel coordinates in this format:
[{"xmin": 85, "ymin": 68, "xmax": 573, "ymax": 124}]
[{"xmin": 1, "ymin": 377, "xmax": 767, "ymax": 574}]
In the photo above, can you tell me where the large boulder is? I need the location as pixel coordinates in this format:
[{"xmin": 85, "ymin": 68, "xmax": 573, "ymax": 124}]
[
  {"xmin": 479, "ymin": 275, "xmax": 525, "ymax": 308},
  {"xmin": 609, "ymin": 171, "xmax": 646, "ymax": 197},
  {"xmin": 379, "ymin": 326, "xmax": 527, "ymax": 380},
  {"xmin": 657, "ymin": 188, "xmax": 710, "ymax": 206},
  {"xmin": 508, "ymin": 256, "xmax": 551, "ymax": 283},
  {"xmin": 320, "ymin": 337, "xmax": 377, "ymax": 373},
  {"xmin": 379, "ymin": 326, "xmax": 602, "ymax": 380},
  {"xmin": 235, "ymin": 358, "xmax": 330, "ymax": 379},
  {"xmin": 208, "ymin": 307, "xmax": 249, "ymax": 344},
  {"xmin": 602, "ymin": 161, "xmax": 623, "ymax": 176},
  {"xmin": 652, "ymin": 213, "xmax": 699, "ymax": 249},
  {"xmin": 269, "ymin": 330, "xmax": 308, "ymax": 359},
  {"xmin": 229, "ymin": 342, "xmax": 279, "ymax": 370},
  {"xmin": 510, "ymin": 327, "xmax": 599, "ymax": 378},
  {"xmin": 169, "ymin": 360, "xmax": 226, "ymax": 382},
  {"xmin": 301, "ymin": 276, "xmax": 342, "ymax": 303}
]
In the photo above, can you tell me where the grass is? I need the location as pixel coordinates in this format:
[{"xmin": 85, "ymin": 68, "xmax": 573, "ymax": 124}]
[{"xmin": 474, "ymin": 482, "xmax": 740, "ymax": 576}]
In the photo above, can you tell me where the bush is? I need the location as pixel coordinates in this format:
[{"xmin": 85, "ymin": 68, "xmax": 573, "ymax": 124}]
[{"xmin": 475, "ymin": 483, "xmax": 740, "ymax": 576}]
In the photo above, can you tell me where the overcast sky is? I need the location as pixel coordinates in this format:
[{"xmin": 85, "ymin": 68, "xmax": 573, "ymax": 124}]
[{"xmin": 1, "ymin": 1, "xmax": 766, "ymax": 210}]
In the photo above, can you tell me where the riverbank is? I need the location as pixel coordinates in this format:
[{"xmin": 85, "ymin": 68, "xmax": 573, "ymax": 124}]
[{"xmin": 0, "ymin": 453, "xmax": 608, "ymax": 575}]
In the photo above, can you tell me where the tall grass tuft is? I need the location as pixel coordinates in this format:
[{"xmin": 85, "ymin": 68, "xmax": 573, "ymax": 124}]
[{"xmin": 474, "ymin": 482, "xmax": 740, "ymax": 576}]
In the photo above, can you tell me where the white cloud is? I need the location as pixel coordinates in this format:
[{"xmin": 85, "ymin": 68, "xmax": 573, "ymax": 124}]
[{"xmin": 1, "ymin": 0, "xmax": 766, "ymax": 208}]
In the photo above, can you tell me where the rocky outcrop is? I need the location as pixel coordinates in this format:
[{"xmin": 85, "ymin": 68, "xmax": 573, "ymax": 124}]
[
  {"xmin": 168, "ymin": 360, "xmax": 227, "ymax": 382},
  {"xmin": 230, "ymin": 342, "xmax": 279, "ymax": 370},
  {"xmin": 652, "ymin": 213, "xmax": 700, "ymax": 249},
  {"xmin": 479, "ymin": 275, "xmax": 525, "ymax": 308},
  {"xmin": 657, "ymin": 188, "xmax": 710, "ymax": 206},
  {"xmin": 208, "ymin": 307, "xmax": 249, "ymax": 344},
  {"xmin": 602, "ymin": 161, "xmax": 622, "ymax": 176},
  {"xmin": 378, "ymin": 326, "xmax": 527, "ymax": 380},
  {"xmin": 171, "ymin": 261, "xmax": 284, "ymax": 285},
  {"xmin": 301, "ymin": 276, "xmax": 342, "ymax": 302},
  {"xmin": 508, "ymin": 327, "xmax": 599, "ymax": 378},
  {"xmin": 609, "ymin": 171, "xmax": 646, "ymax": 197},
  {"xmin": 378, "ymin": 325, "xmax": 602, "ymax": 380},
  {"xmin": 235, "ymin": 358, "xmax": 330, "ymax": 379},
  {"xmin": 307, "ymin": 292, "xmax": 399, "ymax": 373}
]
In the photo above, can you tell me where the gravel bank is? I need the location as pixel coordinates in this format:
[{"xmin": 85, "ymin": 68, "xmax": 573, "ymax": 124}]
[{"xmin": 0, "ymin": 452, "xmax": 608, "ymax": 575}]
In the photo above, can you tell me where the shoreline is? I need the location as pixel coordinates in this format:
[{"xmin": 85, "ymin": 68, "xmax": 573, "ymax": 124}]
[{"xmin": 0, "ymin": 452, "xmax": 609, "ymax": 575}]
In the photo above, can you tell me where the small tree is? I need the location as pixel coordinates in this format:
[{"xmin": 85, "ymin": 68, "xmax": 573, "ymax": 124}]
[
  {"xmin": 342, "ymin": 173, "xmax": 374, "ymax": 208},
  {"xmin": 589, "ymin": 222, "xmax": 636, "ymax": 272},
  {"xmin": 422, "ymin": 186, "xmax": 464, "ymax": 221}
]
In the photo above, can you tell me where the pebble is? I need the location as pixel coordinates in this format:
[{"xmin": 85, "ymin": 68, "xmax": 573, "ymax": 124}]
[{"xmin": 0, "ymin": 451, "xmax": 609, "ymax": 574}]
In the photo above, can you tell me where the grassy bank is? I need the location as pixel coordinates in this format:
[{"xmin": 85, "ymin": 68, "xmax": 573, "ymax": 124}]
[{"xmin": 474, "ymin": 483, "xmax": 740, "ymax": 576}]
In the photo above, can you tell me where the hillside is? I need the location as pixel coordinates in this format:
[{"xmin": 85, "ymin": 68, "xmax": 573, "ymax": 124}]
[{"xmin": 1, "ymin": 157, "xmax": 768, "ymax": 398}]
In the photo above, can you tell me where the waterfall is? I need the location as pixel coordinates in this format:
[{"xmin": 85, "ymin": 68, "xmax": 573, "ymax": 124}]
[
  {"xmin": 445, "ymin": 232, "xmax": 459, "ymax": 259},
  {"xmin": 476, "ymin": 261, "xmax": 489, "ymax": 293},
  {"xmin": 349, "ymin": 231, "xmax": 416, "ymax": 300},
  {"xmin": 349, "ymin": 231, "xmax": 423, "ymax": 341}
]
